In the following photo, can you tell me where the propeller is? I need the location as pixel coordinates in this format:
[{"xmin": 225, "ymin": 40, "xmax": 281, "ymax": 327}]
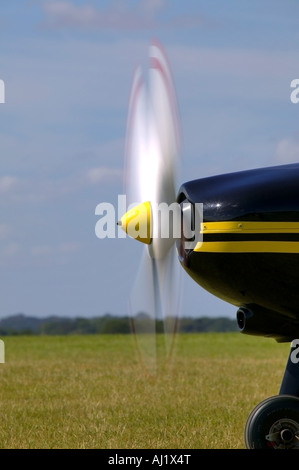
[{"xmin": 119, "ymin": 40, "xmax": 182, "ymax": 377}]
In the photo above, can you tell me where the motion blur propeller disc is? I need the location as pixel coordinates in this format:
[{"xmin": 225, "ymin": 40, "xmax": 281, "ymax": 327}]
[{"xmin": 120, "ymin": 41, "xmax": 182, "ymax": 376}]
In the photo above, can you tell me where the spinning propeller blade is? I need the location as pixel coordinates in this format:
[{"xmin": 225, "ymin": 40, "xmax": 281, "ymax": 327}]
[{"xmin": 121, "ymin": 41, "xmax": 182, "ymax": 376}]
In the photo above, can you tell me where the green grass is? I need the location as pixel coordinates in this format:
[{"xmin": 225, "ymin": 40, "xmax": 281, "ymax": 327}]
[{"xmin": 0, "ymin": 333, "xmax": 291, "ymax": 449}]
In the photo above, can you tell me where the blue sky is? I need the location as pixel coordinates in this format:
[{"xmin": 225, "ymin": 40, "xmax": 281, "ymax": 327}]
[{"xmin": 1, "ymin": 0, "xmax": 299, "ymax": 319}]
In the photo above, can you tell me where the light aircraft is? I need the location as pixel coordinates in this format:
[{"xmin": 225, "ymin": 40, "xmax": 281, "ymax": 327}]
[{"xmin": 119, "ymin": 40, "xmax": 299, "ymax": 449}]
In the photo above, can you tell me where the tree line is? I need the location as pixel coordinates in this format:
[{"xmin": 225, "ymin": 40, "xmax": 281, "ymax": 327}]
[{"xmin": 0, "ymin": 313, "xmax": 238, "ymax": 336}]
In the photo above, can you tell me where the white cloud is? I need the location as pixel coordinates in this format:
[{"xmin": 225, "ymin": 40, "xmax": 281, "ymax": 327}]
[
  {"xmin": 1, "ymin": 242, "xmax": 20, "ymax": 258},
  {"xmin": 29, "ymin": 242, "xmax": 82, "ymax": 268},
  {"xmin": 39, "ymin": 0, "xmax": 202, "ymax": 32},
  {"xmin": 31, "ymin": 245, "xmax": 52, "ymax": 257},
  {"xmin": 41, "ymin": 0, "xmax": 165, "ymax": 31},
  {"xmin": 138, "ymin": 0, "xmax": 165, "ymax": 16},
  {"xmin": 0, "ymin": 176, "xmax": 18, "ymax": 194},
  {"xmin": 85, "ymin": 166, "xmax": 122, "ymax": 185},
  {"xmin": 275, "ymin": 138, "xmax": 299, "ymax": 164},
  {"xmin": 0, "ymin": 164, "xmax": 122, "ymax": 206},
  {"xmin": 0, "ymin": 223, "xmax": 11, "ymax": 240},
  {"xmin": 58, "ymin": 242, "xmax": 80, "ymax": 253},
  {"xmin": 31, "ymin": 242, "xmax": 80, "ymax": 257},
  {"xmin": 43, "ymin": 1, "xmax": 97, "ymax": 28}
]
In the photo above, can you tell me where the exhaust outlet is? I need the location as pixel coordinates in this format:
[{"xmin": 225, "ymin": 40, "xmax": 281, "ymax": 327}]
[
  {"xmin": 236, "ymin": 307, "xmax": 253, "ymax": 332},
  {"xmin": 236, "ymin": 305, "xmax": 296, "ymax": 342}
]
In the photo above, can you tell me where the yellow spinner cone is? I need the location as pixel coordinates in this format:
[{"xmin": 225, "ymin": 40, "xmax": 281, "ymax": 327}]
[{"xmin": 118, "ymin": 201, "xmax": 152, "ymax": 245}]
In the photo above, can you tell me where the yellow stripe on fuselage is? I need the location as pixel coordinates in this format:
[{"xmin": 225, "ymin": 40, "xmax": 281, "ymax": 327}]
[
  {"xmin": 201, "ymin": 221, "xmax": 299, "ymax": 233},
  {"xmin": 194, "ymin": 221, "xmax": 299, "ymax": 253},
  {"xmin": 195, "ymin": 241, "xmax": 299, "ymax": 253}
]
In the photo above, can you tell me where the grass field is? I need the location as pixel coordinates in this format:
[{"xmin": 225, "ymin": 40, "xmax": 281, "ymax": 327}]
[{"xmin": 0, "ymin": 332, "xmax": 291, "ymax": 449}]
